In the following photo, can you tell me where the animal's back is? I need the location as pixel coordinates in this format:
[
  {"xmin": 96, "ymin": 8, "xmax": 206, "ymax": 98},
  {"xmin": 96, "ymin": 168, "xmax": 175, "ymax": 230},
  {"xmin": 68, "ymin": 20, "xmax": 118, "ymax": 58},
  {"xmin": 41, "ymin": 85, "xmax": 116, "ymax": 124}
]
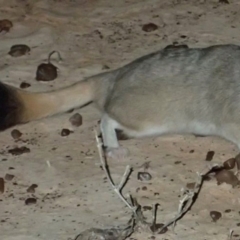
[{"xmin": 104, "ymin": 44, "xmax": 240, "ymax": 144}]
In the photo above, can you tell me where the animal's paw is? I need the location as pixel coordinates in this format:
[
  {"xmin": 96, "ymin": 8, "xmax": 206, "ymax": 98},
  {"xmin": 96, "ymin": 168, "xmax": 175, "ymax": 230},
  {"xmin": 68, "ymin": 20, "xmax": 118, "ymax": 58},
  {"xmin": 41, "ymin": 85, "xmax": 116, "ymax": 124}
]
[{"xmin": 105, "ymin": 147, "xmax": 129, "ymax": 160}]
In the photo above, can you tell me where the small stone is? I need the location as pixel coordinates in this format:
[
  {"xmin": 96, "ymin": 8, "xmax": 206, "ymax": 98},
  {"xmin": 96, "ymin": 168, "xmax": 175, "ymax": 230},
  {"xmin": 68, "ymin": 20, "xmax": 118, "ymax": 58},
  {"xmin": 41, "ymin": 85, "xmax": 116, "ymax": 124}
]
[
  {"xmin": 4, "ymin": 174, "xmax": 14, "ymax": 181},
  {"xmin": 205, "ymin": 151, "xmax": 215, "ymax": 161},
  {"xmin": 11, "ymin": 129, "xmax": 22, "ymax": 139},
  {"xmin": 215, "ymin": 169, "xmax": 239, "ymax": 187},
  {"xmin": 20, "ymin": 82, "xmax": 31, "ymax": 89},
  {"xmin": 27, "ymin": 184, "xmax": 38, "ymax": 193},
  {"xmin": 137, "ymin": 172, "xmax": 152, "ymax": 181},
  {"xmin": 210, "ymin": 211, "xmax": 222, "ymax": 222},
  {"xmin": 150, "ymin": 223, "xmax": 168, "ymax": 234},
  {"xmin": 69, "ymin": 113, "xmax": 82, "ymax": 127},
  {"xmin": 25, "ymin": 197, "xmax": 37, "ymax": 205},
  {"xmin": 225, "ymin": 209, "xmax": 232, "ymax": 213},
  {"xmin": 223, "ymin": 158, "xmax": 236, "ymax": 170},
  {"xmin": 186, "ymin": 182, "xmax": 196, "ymax": 189},
  {"xmin": 219, "ymin": 0, "xmax": 229, "ymax": 3},
  {"xmin": 0, "ymin": 19, "xmax": 13, "ymax": 32},
  {"xmin": 0, "ymin": 178, "xmax": 4, "ymax": 193},
  {"xmin": 61, "ymin": 129, "xmax": 72, "ymax": 136},
  {"xmin": 143, "ymin": 206, "xmax": 152, "ymax": 211},
  {"xmin": 36, "ymin": 63, "xmax": 58, "ymax": 81},
  {"xmin": 8, "ymin": 44, "xmax": 30, "ymax": 57},
  {"xmin": 142, "ymin": 23, "xmax": 158, "ymax": 32},
  {"xmin": 8, "ymin": 146, "xmax": 30, "ymax": 156}
]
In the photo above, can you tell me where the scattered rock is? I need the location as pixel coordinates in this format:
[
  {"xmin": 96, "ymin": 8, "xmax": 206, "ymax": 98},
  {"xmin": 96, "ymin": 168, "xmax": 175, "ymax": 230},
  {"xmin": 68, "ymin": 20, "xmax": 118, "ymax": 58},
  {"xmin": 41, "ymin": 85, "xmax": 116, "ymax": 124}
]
[
  {"xmin": 27, "ymin": 184, "xmax": 38, "ymax": 193},
  {"xmin": 210, "ymin": 211, "xmax": 222, "ymax": 222},
  {"xmin": 137, "ymin": 172, "xmax": 152, "ymax": 181},
  {"xmin": 0, "ymin": 19, "xmax": 13, "ymax": 32},
  {"xmin": 36, "ymin": 63, "xmax": 58, "ymax": 81},
  {"xmin": 8, "ymin": 146, "xmax": 30, "ymax": 156},
  {"xmin": 142, "ymin": 23, "xmax": 158, "ymax": 32},
  {"xmin": 11, "ymin": 129, "xmax": 22, "ymax": 140},
  {"xmin": 223, "ymin": 158, "xmax": 236, "ymax": 170},
  {"xmin": 225, "ymin": 209, "xmax": 232, "ymax": 213},
  {"xmin": 61, "ymin": 128, "xmax": 72, "ymax": 136},
  {"xmin": 0, "ymin": 178, "xmax": 4, "ymax": 193},
  {"xmin": 4, "ymin": 174, "xmax": 14, "ymax": 181},
  {"xmin": 215, "ymin": 169, "xmax": 239, "ymax": 187},
  {"xmin": 25, "ymin": 197, "xmax": 37, "ymax": 205},
  {"xmin": 20, "ymin": 82, "xmax": 31, "ymax": 89},
  {"xmin": 8, "ymin": 44, "xmax": 31, "ymax": 57},
  {"xmin": 205, "ymin": 151, "xmax": 215, "ymax": 161},
  {"xmin": 69, "ymin": 113, "xmax": 83, "ymax": 127}
]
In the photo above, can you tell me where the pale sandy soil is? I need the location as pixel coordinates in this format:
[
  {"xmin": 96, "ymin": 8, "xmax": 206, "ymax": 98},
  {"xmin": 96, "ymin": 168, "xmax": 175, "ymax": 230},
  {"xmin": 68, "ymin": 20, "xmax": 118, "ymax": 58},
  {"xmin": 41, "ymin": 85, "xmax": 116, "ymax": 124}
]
[{"xmin": 0, "ymin": 0, "xmax": 240, "ymax": 239}]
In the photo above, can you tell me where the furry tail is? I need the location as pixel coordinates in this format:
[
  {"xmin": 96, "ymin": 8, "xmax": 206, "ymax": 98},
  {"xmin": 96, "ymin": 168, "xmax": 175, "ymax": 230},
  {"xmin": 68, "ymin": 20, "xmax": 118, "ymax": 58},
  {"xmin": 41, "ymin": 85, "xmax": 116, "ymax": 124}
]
[{"xmin": 0, "ymin": 77, "xmax": 99, "ymax": 131}]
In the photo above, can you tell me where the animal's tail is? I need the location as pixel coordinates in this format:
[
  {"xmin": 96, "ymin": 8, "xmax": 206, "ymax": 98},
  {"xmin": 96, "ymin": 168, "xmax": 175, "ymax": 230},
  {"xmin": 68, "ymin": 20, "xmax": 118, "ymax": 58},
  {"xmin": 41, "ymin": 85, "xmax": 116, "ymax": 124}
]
[{"xmin": 0, "ymin": 73, "xmax": 109, "ymax": 131}]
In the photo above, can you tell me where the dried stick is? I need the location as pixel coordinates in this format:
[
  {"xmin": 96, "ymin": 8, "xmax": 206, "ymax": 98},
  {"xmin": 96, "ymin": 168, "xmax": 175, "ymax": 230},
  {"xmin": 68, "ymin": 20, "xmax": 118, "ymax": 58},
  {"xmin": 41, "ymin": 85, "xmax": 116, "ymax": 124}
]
[
  {"xmin": 94, "ymin": 130, "xmax": 137, "ymax": 214},
  {"xmin": 158, "ymin": 162, "xmax": 223, "ymax": 233}
]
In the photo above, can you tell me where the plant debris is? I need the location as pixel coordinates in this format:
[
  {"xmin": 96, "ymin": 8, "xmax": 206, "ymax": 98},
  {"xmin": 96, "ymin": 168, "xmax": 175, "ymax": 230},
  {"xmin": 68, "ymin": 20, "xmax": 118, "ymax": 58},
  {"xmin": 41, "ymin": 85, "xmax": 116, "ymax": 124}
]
[
  {"xmin": 8, "ymin": 44, "xmax": 31, "ymax": 57},
  {"xmin": 36, "ymin": 51, "xmax": 62, "ymax": 81}
]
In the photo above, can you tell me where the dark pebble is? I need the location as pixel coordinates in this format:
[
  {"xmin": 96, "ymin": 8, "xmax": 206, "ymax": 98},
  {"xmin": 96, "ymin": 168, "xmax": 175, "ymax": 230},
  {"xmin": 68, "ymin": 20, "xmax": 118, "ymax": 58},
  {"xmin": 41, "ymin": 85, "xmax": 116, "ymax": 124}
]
[
  {"xmin": 137, "ymin": 172, "xmax": 152, "ymax": 181},
  {"xmin": 142, "ymin": 23, "xmax": 158, "ymax": 32},
  {"xmin": 20, "ymin": 82, "xmax": 31, "ymax": 89},
  {"xmin": 27, "ymin": 184, "xmax": 38, "ymax": 193},
  {"xmin": 25, "ymin": 198, "xmax": 37, "ymax": 205},
  {"xmin": 11, "ymin": 129, "xmax": 22, "ymax": 140},
  {"xmin": 205, "ymin": 151, "xmax": 215, "ymax": 161},
  {"xmin": 69, "ymin": 113, "xmax": 82, "ymax": 127},
  {"xmin": 5, "ymin": 174, "xmax": 14, "ymax": 181},
  {"xmin": 61, "ymin": 129, "xmax": 72, "ymax": 136},
  {"xmin": 223, "ymin": 158, "xmax": 236, "ymax": 170},
  {"xmin": 8, "ymin": 146, "xmax": 30, "ymax": 156},
  {"xmin": 0, "ymin": 178, "xmax": 4, "ymax": 193},
  {"xmin": 210, "ymin": 211, "xmax": 222, "ymax": 222}
]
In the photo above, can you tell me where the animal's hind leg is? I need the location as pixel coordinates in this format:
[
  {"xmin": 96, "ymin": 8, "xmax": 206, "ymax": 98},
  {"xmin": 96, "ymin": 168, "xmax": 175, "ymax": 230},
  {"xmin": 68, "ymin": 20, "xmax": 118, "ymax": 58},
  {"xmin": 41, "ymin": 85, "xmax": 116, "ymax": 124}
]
[{"xmin": 100, "ymin": 114, "xmax": 129, "ymax": 160}]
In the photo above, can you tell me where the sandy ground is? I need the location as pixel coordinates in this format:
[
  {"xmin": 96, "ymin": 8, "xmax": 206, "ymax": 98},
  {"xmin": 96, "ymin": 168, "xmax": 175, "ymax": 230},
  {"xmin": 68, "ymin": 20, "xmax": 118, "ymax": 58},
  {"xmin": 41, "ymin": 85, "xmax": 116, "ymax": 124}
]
[{"xmin": 1, "ymin": 0, "xmax": 240, "ymax": 239}]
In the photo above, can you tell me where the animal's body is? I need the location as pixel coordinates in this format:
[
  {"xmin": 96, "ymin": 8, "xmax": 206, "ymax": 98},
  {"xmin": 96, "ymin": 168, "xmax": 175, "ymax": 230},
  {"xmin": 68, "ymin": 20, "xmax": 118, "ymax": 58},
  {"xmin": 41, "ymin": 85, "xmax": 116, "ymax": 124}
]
[{"xmin": 1, "ymin": 44, "xmax": 240, "ymax": 159}]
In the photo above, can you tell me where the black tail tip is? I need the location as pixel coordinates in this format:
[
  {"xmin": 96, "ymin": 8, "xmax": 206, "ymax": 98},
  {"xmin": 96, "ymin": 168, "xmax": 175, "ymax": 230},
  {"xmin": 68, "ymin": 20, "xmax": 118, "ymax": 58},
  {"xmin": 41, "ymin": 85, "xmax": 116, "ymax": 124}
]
[{"xmin": 0, "ymin": 82, "xmax": 22, "ymax": 131}]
